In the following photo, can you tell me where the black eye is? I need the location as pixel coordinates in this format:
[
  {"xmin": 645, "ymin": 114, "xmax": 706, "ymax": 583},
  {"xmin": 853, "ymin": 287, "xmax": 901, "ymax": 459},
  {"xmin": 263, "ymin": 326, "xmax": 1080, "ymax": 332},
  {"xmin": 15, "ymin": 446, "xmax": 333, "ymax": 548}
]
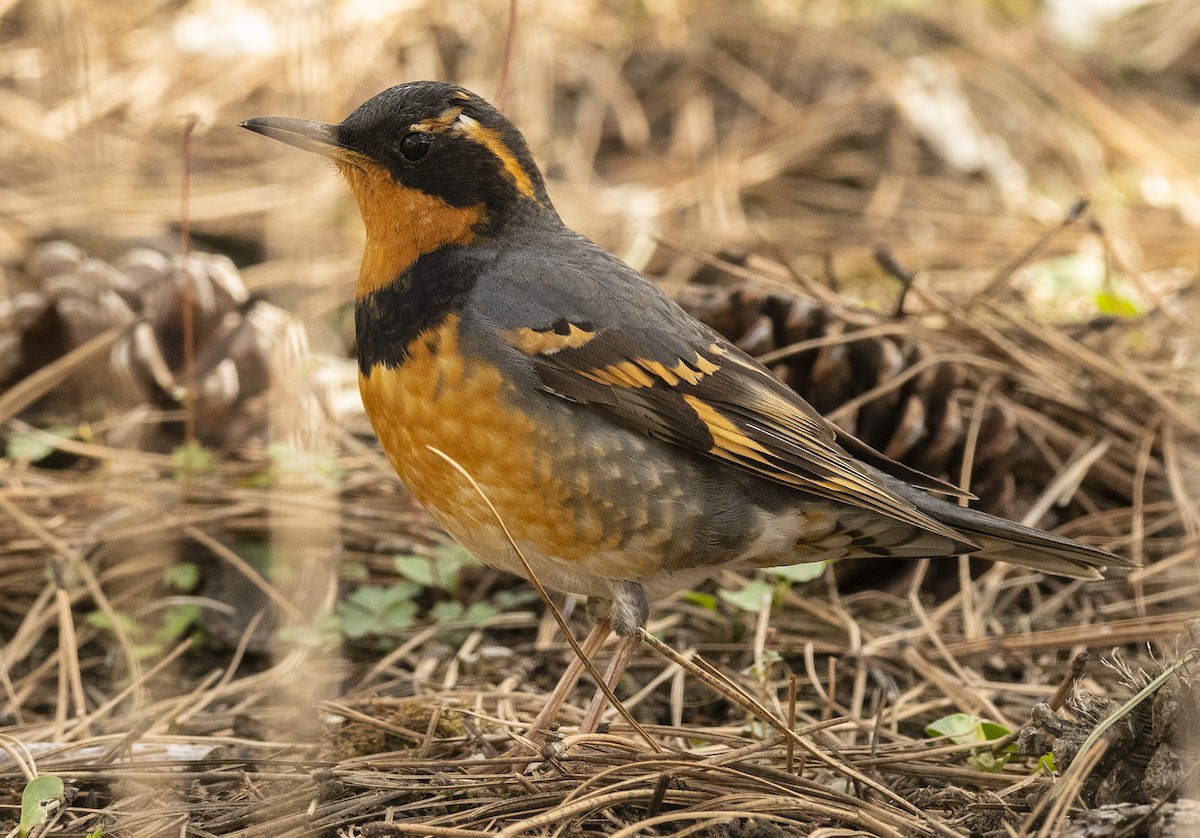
[{"xmin": 400, "ymin": 132, "xmax": 430, "ymax": 161}]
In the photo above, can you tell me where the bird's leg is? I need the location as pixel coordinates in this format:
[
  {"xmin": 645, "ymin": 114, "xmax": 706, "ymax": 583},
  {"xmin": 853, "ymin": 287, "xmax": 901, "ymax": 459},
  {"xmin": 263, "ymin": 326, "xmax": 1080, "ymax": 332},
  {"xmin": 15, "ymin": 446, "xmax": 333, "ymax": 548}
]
[
  {"xmin": 576, "ymin": 633, "xmax": 640, "ymax": 734},
  {"xmin": 576, "ymin": 581, "xmax": 648, "ymax": 735},
  {"xmin": 483, "ymin": 610, "xmax": 612, "ymax": 772},
  {"xmin": 523, "ymin": 613, "xmax": 612, "ymax": 737}
]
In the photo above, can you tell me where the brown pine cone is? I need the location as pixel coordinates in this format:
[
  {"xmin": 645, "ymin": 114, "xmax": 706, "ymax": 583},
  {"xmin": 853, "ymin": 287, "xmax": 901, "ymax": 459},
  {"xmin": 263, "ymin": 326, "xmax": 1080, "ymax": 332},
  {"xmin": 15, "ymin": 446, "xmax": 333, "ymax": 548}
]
[{"xmin": 3, "ymin": 239, "xmax": 310, "ymax": 452}]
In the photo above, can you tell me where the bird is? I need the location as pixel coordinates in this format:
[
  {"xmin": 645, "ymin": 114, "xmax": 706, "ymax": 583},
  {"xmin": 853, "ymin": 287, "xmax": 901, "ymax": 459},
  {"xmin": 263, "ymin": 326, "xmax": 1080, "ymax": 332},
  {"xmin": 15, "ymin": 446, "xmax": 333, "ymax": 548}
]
[{"xmin": 242, "ymin": 81, "xmax": 1130, "ymax": 735}]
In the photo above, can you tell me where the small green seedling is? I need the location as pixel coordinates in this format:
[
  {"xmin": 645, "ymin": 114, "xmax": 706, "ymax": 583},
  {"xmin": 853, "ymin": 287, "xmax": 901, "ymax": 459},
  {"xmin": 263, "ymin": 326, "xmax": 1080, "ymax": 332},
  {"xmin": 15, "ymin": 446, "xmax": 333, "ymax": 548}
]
[
  {"xmin": 336, "ymin": 582, "xmax": 421, "ymax": 638},
  {"xmin": 7, "ymin": 425, "xmax": 78, "ymax": 463},
  {"xmin": 338, "ymin": 545, "xmax": 532, "ymax": 646},
  {"xmin": 172, "ymin": 441, "xmax": 214, "ymax": 476},
  {"xmin": 393, "ymin": 544, "xmax": 477, "ymax": 593},
  {"xmin": 924, "ymin": 712, "xmax": 1018, "ymax": 772},
  {"xmin": 277, "ymin": 611, "xmax": 342, "ymax": 648},
  {"xmin": 717, "ymin": 561, "xmax": 828, "ymax": 614},
  {"xmin": 20, "ymin": 775, "xmax": 64, "ymax": 837},
  {"xmin": 768, "ymin": 561, "xmax": 829, "ymax": 584},
  {"xmin": 718, "ymin": 577, "xmax": 775, "ymax": 613},
  {"xmin": 85, "ymin": 562, "xmax": 202, "ymax": 659},
  {"xmin": 266, "ymin": 442, "xmax": 343, "ymax": 486}
]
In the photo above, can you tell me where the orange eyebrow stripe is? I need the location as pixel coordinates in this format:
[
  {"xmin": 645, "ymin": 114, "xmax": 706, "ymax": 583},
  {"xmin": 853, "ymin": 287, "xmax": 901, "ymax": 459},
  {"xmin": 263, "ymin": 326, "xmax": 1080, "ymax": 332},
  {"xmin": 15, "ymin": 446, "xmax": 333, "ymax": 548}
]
[
  {"xmin": 455, "ymin": 115, "xmax": 539, "ymax": 202},
  {"xmin": 412, "ymin": 105, "xmax": 466, "ymax": 133}
]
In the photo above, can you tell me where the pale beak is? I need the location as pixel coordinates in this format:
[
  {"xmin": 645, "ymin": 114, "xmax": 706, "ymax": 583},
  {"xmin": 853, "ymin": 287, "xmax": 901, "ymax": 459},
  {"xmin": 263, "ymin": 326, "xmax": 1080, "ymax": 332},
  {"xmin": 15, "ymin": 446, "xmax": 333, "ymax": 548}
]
[{"xmin": 240, "ymin": 117, "xmax": 348, "ymax": 158}]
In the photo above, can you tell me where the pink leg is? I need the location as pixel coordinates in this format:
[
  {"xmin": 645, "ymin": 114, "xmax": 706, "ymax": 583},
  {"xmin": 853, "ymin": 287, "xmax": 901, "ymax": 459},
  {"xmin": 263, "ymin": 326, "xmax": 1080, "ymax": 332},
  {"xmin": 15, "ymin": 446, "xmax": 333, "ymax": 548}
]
[
  {"xmin": 480, "ymin": 618, "xmax": 614, "ymax": 773},
  {"xmin": 524, "ymin": 616, "xmax": 612, "ymax": 735},
  {"xmin": 576, "ymin": 631, "xmax": 641, "ymax": 735}
]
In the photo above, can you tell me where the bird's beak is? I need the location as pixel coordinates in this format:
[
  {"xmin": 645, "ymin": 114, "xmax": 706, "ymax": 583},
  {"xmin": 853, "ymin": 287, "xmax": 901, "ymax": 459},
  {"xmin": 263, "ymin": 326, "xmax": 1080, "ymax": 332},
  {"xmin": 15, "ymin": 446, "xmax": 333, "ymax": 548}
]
[{"xmin": 240, "ymin": 117, "xmax": 348, "ymax": 159}]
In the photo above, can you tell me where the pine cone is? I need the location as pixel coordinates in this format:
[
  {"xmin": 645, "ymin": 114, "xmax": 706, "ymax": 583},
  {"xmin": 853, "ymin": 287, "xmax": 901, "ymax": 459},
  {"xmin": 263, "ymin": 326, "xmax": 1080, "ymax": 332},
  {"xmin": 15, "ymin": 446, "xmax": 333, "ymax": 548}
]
[
  {"xmin": 1020, "ymin": 625, "xmax": 1200, "ymax": 808},
  {"xmin": 3, "ymin": 239, "xmax": 310, "ymax": 452}
]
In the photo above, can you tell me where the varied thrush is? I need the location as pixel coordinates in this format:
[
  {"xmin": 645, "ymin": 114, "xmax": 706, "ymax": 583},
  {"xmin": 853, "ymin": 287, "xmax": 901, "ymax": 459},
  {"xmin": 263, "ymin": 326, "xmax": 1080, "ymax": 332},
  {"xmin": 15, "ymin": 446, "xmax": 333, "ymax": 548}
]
[{"xmin": 243, "ymin": 81, "xmax": 1129, "ymax": 730}]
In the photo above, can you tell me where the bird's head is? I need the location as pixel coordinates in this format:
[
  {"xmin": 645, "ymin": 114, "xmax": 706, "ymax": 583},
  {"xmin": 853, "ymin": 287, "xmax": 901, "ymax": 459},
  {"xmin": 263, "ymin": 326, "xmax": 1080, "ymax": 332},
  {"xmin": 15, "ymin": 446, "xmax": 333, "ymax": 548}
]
[{"xmin": 242, "ymin": 81, "xmax": 553, "ymax": 295}]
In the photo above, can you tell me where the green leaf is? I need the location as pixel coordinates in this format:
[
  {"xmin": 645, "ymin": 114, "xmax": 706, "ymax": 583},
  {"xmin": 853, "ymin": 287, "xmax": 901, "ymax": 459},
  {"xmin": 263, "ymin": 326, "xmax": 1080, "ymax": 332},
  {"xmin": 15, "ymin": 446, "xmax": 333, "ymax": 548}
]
[
  {"xmin": 492, "ymin": 589, "xmax": 537, "ymax": 610},
  {"xmin": 233, "ymin": 541, "xmax": 274, "ymax": 573},
  {"xmin": 86, "ymin": 829, "xmax": 104, "ymax": 838},
  {"xmin": 429, "ymin": 600, "xmax": 465, "ymax": 621},
  {"xmin": 967, "ymin": 750, "xmax": 1011, "ymax": 772},
  {"xmin": 278, "ymin": 611, "xmax": 342, "ymax": 647},
  {"xmin": 434, "ymin": 544, "xmax": 477, "ymax": 569},
  {"xmin": 336, "ymin": 606, "xmax": 376, "ymax": 639},
  {"xmin": 718, "ymin": 578, "xmax": 775, "ymax": 613},
  {"xmin": 1095, "ymin": 290, "xmax": 1140, "ymax": 318},
  {"xmin": 172, "ymin": 441, "xmax": 213, "ymax": 476},
  {"xmin": 155, "ymin": 604, "xmax": 200, "ymax": 646},
  {"xmin": 924, "ymin": 712, "xmax": 974, "ymax": 742},
  {"xmin": 394, "ymin": 546, "xmax": 477, "ymax": 593},
  {"xmin": 769, "ymin": 561, "xmax": 828, "ymax": 583},
  {"xmin": 337, "ymin": 584, "xmax": 419, "ymax": 638},
  {"xmin": 267, "ymin": 442, "xmax": 342, "ymax": 484},
  {"xmin": 353, "ymin": 583, "xmax": 420, "ymax": 610},
  {"xmin": 924, "ymin": 712, "xmax": 1010, "ymax": 745},
  {"xmin": 1037, "ymin": 752, "xmax": 1057, "ymax": 774},
  {"xmin": 461, "ymin": 601, "xmax": 501, "ymax": 624},
  {"xmin": 7, "ymin": 425, "xmax": 78, "ymax": 463},
  {"xmin": 979, "ymin": 721, "xmax": 1013, "ymax": 741},
  {"xmin": 162, "ymin": 562, "xmax": 199, "ymax": 591},
  {"xmin": 339, "ymin": 560, "xmax": 369, "ymax": 582},
  {"xmin": 926, "ymin": 713, "xmax": 1016, "ymax": 773},
  {"xmin": 681, "ymin": 591, "xmax": 719, "ymax": 611},
  {"xmin": 393, "ymin": 554, "xmax": 441, "ymax": 589},
  {"xmin": 7, "ymin": 433, "xmax": 54, "ymax": 463},
  {"xmin": 429, "ymin": 599, "xmax": 502, "ymax": 625},
  {"xmin": 85, "ymin": 610, "xmax": 138, "ymax": 635},
  {"xmin": 20, "ymin": 775, "xmax": 65, "ymax": 837},
  {"xmin": 132, "ymin": 642, "xmax": 164, "ymax": 659}
]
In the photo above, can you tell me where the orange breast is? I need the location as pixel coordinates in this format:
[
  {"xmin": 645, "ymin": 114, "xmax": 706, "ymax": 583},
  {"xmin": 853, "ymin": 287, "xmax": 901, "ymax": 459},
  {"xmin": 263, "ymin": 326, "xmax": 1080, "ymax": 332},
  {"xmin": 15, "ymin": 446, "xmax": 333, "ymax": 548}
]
[{"xmin": 358, "ymin": 315, "xmax": 644, "ymax": 580}]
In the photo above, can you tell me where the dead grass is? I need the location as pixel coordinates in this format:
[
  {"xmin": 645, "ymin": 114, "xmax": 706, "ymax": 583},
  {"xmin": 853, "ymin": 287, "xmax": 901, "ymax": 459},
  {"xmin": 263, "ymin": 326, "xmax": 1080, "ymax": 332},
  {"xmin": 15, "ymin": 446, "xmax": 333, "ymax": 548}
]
[{"xmin": 1, "ymin": 0, "xmax": 1200, "ymax": 836}]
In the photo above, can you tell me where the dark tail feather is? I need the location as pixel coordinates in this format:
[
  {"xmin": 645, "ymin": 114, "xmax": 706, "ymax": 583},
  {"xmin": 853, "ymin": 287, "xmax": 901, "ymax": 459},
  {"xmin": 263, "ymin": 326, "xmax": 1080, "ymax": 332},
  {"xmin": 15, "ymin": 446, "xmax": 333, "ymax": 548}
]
[{"xmin": 885, "ymin": 473, "xmax": 1135, "ymax": 580}]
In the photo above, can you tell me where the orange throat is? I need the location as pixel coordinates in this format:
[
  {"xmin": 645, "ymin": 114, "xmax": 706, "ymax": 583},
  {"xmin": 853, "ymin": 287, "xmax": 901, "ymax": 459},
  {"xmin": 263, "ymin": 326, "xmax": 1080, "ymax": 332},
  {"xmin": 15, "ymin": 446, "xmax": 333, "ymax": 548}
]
[{"xmin": 336, "ymin": 158, "xmax": 484, "ymax": 298}]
